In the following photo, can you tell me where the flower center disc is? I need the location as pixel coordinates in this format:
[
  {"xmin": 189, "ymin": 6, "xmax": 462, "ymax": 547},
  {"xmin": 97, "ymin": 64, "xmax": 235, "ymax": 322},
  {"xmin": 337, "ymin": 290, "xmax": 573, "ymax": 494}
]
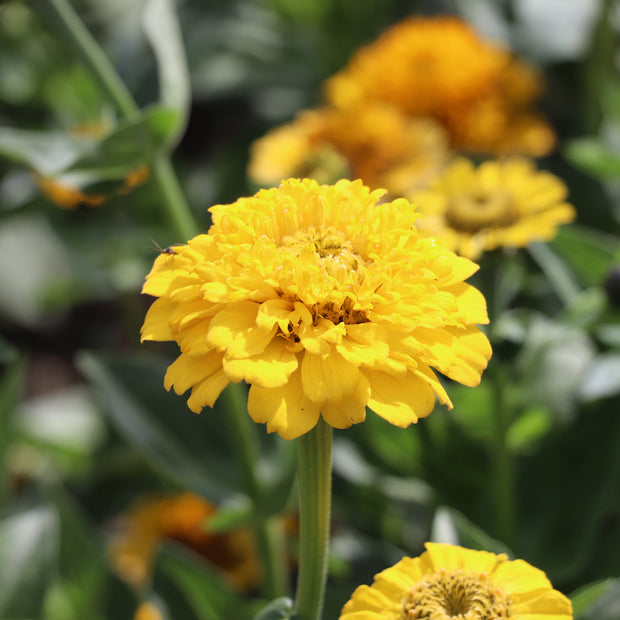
[
  {"xmin": 282, "ymin": 227, "xmax": 365, "ymax": 274},
  {"xmin": 446, "ymin": 191, "xmax": 516, "ymax": 232},
  {"xmin": 403, "ymin": 569, "xmax": 511, "ymax": 620}
]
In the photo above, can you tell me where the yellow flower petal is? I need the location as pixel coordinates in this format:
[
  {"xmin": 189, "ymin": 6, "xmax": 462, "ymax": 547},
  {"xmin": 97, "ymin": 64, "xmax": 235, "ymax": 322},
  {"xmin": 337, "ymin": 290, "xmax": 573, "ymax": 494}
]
[
  {"xmin": 141, "ymin": 179, "xmax": 490, "ymax": 438},
  {"xmin": 248, "ymin": 369, "xmax": 320, "ymax": 439},
  {"xmin": 364, "ymin": 368, "xmax": 436, "ymax": 426},
  {"xmin": 224, "ymin": 340, "xmax": 298, "ymax": 388}
]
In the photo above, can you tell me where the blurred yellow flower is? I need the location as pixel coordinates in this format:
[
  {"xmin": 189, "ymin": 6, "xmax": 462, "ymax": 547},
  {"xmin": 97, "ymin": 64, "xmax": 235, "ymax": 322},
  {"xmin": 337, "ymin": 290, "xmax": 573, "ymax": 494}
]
[
  {"xmin": 411, "ymin": 158, "xmax": 575, "ymax": 259},
  {"xmin": 248, "ymin": 104, "xmax": 450, "ymax": 197},
  {"xmin": 109, "ymin": 492, "xmax": 259, "ymax": 592},
  {"xmin": 339, "ymin": 542, "xmax": 573, "ymax": 620},
  {"xmin": 325, "ymin": 15, "xmax": 555, "ymax": 156},
  {"xmin": 134, "ymin": 602, "xmax": 164, "ymax": 620},
  {"xmin": 141, "ymin": 178, "xmax": 491, "ymax": 439}
]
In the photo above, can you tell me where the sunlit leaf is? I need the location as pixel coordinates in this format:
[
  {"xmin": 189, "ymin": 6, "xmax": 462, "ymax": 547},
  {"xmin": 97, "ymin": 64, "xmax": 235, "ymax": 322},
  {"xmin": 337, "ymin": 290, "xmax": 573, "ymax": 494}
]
[
  {"xmin": 571, "ymin": 579, "xmax": 620, "ymax": 620},
  {"xmin": 565, "ymin": 138, "xmax": 620, "ymax": 180},
  {"xmin": 0, "ymin": 505, "xmax": 59, "ymax": 619}
]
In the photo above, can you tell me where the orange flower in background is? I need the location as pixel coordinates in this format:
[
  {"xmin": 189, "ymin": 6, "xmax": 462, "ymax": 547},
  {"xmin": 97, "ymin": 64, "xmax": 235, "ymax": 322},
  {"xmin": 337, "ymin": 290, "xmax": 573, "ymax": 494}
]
[
  {"xmin": 141, "ymin": 178, "xmax": 491, "ymax": 439},
  {"xmin": 324, "ymin": 15, "xmax": 555, "ymax": 156},
  {"xmin": 411, "ymin": 158, "xmax": 575, "ymax": 259},
  {"xmin": 109, "ymin": 492, "xmax": 260, "ymax": 592},
  {"xmin": 249, "ymin": 104, "xmax": 450, "ymax": 197}
]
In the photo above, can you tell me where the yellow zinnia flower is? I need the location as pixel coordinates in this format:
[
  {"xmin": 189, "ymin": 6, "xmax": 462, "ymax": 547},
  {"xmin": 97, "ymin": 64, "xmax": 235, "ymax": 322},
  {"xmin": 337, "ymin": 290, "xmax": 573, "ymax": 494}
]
[
  {"xmin": 325, "ymin": 15, "xmax": 555, "ymax": 156},
  {"xmin": 141, "ymin": 178, "xmax": 491, "ymax": 439},
  {"xmin": 339, "ymin": 542, "xmax": 573, "ymax": 620},
  {"xmin": 411, "ymin": 158, "xmax": 576, "ymax": 260},
  {"xmin": 109, "ymin": 492, "xmax": 260, "ymax": 592},
  {"xmin": 248, "ymin": 105, "xmax": 450, "ymax": 197}
]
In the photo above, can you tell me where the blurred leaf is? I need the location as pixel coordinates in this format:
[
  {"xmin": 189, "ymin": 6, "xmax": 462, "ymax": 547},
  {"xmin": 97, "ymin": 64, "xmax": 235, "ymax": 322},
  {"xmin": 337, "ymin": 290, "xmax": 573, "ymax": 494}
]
[
  {"xmin": 77, "ymin": 352, "xmax": 242, "ymax": 502},
  {"xmin": 549, "ymin": 225, "xmax": 619, "ymax": 289},
  {"xmin": 572, "ymin": 579, "xmax": 620, "ymax": 620},
  {"xmin": 0, "ymin": 505, "xmax": 59, "ymax": 619},
  {"xmin": 516, "ymin": 316, "xmax": 595, "ymax": 418},
  {"xmin": 519, "ymin": 407, "xmax": 620, "ymax": 583},
  {"xmin": 0, "ymin": 335, "xmax": 18, "ymax": 364},
  {"xmin": 205, "ymin": 497, "xmax": 253, "ymax": 533},
  {"xmin": 252, "ymin": 597, "xmax": 294, "ymax": 620},
  {"xmin": 68, "ymin": 105, "xmax": 181, "ymax": 173},
  {"xmin": 506, "ymin": 406, "xmax": 553, "ymax": 453},
  {"xmin": 0, "ymin": 353, "xmax": 26, "ymax": 499},
  {"xmin": 49, "ymin": 489, "xmax": 107, "ymax": 618},
  {"xmin": 154, "ymin": 544, "xmax": 244, "ymax": 620},
  {"xmin": 527, "ymin": 242, "xmax": 581, "ymax": 306},
  {"xmin": 259, "ymin": 439, "xmax": 297, "ymax": 518},
  {"xmin": 564, "ymin": 138, "xmax": 620, "ymax": 180},
  {"xmin": 430, "ymin": 506, "xmax": 513, "ymax": 557},
  {"xmin": 142, "ymin": 0, "xmax": 190, "ymax": 139},
  {"xmin": 571, "ymin": 579, "xmax": 617, "ymax": 618},
  {"xmin": 0, "ymin": 127, "xmax": 91, "ymax": 175},
  {"xmin": 578, "ymin": 354, "xmax": 620, "ymax": 401}
]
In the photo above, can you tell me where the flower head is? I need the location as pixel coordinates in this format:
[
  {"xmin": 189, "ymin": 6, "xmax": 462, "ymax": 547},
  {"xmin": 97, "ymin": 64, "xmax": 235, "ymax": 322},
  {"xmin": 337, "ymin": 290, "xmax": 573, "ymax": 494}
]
[
  {"xmin": 325, "ymin": 15, "xmax": 554, "ymax": 156},
  {"xmin": 411, "ymin": 158, "xmax": 575, "ymax": 259},
  {"xmin": 109, "ymin": 493, "xmax": 259, "ymax": 592},
  {"xmin": 339, "ymin": 542, "xmax": 573, "ymax": 620},
  {"xmin": 249, "ymin": 105, "xmax": 450, "ymax": 197},
  {"xmin": 141, "ymin": 179, "xmax": 491, "ymax": 439}
]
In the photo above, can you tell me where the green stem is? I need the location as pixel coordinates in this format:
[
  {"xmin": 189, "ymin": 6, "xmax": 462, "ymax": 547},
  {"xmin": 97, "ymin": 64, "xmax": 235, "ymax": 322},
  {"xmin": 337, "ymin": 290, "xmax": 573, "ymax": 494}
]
[
  {"xmin": 295, "ymin": 419, "xmax": 333, "ymax": 620},
  {"xmin": 36, "ymin": 0, "xmax": 198, "ymax": 241},
  {"xmin": 490, "ymin": 365, "xmax": 516, "ymax": 548},
  {"xmin": 221, "ymin": 384, "xmax": 289, "ymax": 600},
  {"xmin": 36, "ymin": 0, "xmax": 139, "ymax": 119},
  {"xmin": 151, "ymin": 155, "xmax": 198, "ymax": 241}
]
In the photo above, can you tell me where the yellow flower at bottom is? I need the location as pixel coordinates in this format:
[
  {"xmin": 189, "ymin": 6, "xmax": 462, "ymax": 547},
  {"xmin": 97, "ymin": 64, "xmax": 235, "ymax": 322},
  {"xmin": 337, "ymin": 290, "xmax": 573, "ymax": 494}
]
[
  {"xmin": 141, "ymin": 179, "xmax": 491, "ymax": 439},
  {"xmin": 411, "ymin": 158, "xmax": 575, "ymax": 260},
  {"xmin": 134, "ymin": 602, "xmax": 164, "ymax": 620},
  {"xmin": 339, "ymin": 543, "xmax": 572, "ymax": 620}
]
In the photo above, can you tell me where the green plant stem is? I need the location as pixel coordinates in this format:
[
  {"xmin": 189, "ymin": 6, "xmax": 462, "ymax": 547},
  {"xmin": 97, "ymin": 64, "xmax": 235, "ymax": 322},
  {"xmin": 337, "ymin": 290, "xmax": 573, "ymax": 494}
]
[
  {"xmin": 490, "ymin": 366, "xmax": 516, "ymax": 549},
  {"xmin": 36, "ymin": 0, "xmax": 198, "ymax": 241},
  {"xmin": 295, "ymin": 419, "xmax": 333, "ymax": 620},
  {"xmin": 221, "ymin": 384, "xmax": 289, "ymax": 600}
]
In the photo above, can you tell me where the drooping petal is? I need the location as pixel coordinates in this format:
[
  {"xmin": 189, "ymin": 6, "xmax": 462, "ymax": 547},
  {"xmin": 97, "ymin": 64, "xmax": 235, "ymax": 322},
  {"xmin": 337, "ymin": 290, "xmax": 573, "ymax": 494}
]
[
  {"xmin": 364, "ymin": 368, "xmax": 436, "ymax": 426},
  {"xmin": 248, "ymin": 369, "xmax": 320, "ymax": 439}
]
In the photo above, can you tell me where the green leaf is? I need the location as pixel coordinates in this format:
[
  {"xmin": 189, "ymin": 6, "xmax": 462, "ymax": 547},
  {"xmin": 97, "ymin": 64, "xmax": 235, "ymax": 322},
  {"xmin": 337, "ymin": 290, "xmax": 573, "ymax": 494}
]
[
  {"xmin": 0, "ymin": 353, "xmax": 26, "ymax": 500},
  {"xmin": 0, "ymin": 127, "xmax": 91, "ymax": 175},
  {"xmin": 154, "ymin": 544, "xmax": 244, "ymax": 620},
  {"xmin": 549, "ymin": 225, "xmax": 619, "ymax": 289},
  {"xmin": 430, "ymin": 506, "xmax": 513, "ymax": 558},
  {"xmin": 142, "ymin": 0, "xmax": 190, "ymax": 138},
  {"xmin": 506, "ymin": 406, "xmax": 553, "ymax": 453},
  {"xmin": 571, "ymin": 579, "xmax": 616, "ymax": 618},
  {"xmin": 564, "ymin": 138, "xmax": 620, "ymax": 180},
  {"xmin": 259, "ymin": 439, "xmax": 297, "ymax": 518},
  {"xmin": 68, "ymin": 105, "xmax": 181, "ymax": 172},
  {"xmin": 0, "ymin": 505, "xmax": 59, "ymax": 619},
  {"xmin": 76, "ymin": 352, "xmax": 242, "ymax": 502},
  {"xmin": 205, "ymin": 498, "xmax": 254, "ymax": 533},
  {"xmin": 571, "ymin": 579, "xmax": 620, "ymax": 620},
  {"xmin": 253, "ymin": 597, "xmax": 294, "ymax": 620}
]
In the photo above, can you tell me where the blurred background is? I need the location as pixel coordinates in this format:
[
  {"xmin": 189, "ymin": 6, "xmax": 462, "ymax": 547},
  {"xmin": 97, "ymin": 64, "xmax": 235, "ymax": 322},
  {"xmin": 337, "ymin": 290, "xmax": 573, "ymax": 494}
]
[{"xmin": 1, "ymin": 0, "xmax": 620, "ymax": 619}]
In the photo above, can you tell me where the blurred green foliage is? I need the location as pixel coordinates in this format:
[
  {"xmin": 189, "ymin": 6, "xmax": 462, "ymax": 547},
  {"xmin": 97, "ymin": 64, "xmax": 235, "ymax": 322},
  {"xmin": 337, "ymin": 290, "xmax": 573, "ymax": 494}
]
[{"xmin": 1, "ymin": 0, "xmax": 620, "ymax": 619}]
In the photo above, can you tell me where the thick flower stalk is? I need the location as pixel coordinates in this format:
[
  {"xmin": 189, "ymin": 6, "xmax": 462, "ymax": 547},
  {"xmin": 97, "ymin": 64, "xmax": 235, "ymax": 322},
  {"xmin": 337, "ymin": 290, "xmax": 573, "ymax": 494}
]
[
  {"xmin": 141, "ymin": 178, "xmax": 491, "ymax": 439},
  {"xmin": 339, "ymin": 542, "xmax": 573, "ymax": 620},
  {"xmin": 411, "ymin": 158, "xmax": 576, "ymax": 260}
]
